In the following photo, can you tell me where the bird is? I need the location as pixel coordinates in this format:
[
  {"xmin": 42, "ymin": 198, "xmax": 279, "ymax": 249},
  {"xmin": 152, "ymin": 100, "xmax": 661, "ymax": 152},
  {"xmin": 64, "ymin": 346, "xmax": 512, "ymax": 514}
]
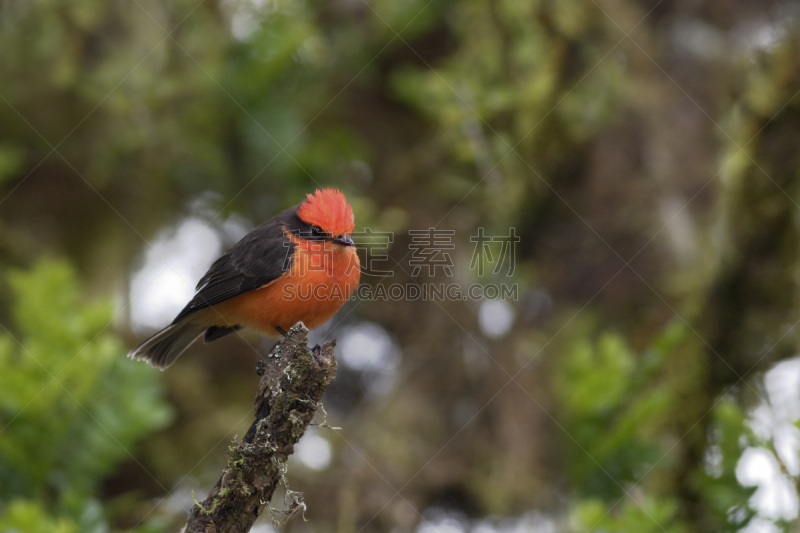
[{"xmin": 129, "ymin": 188, "xmax": 360, "ymax": 370}]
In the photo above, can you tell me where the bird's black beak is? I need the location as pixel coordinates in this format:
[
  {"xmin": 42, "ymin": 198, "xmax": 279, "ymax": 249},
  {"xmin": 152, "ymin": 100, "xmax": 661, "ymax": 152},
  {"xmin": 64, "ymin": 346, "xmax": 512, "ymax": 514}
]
[{"xmin": 332, "ymin": 234, "xmax": 355, "ymax": 246}]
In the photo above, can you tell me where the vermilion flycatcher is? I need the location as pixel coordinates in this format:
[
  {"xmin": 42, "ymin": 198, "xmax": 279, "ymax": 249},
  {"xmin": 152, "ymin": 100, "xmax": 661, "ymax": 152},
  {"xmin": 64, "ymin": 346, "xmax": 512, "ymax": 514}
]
[{"xmin": 129, "ymin": 188, "xmax": 360, "ymax": 369}]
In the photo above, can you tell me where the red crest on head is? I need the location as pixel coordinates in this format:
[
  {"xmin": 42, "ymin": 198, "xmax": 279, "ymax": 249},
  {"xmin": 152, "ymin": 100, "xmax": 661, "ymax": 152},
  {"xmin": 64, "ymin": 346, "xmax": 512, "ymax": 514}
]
[{"xmin": 297, "ymin": 188, "xmax": 355, "ymax": 236}]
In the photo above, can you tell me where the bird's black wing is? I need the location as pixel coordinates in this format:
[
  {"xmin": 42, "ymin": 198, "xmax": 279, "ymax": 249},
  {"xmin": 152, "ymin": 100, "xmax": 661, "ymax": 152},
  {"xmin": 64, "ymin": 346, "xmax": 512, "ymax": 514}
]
[{"xmin": 171, "ymin": 205, "xmax": 306, "ymax": 324}]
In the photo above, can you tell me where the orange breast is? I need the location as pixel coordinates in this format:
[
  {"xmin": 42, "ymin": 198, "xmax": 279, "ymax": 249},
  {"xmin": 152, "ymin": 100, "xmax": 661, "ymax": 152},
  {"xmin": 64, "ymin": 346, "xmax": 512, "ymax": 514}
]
[{"xmin": 212, "ymin": 237, "xmax": 360, "ymax": 336}]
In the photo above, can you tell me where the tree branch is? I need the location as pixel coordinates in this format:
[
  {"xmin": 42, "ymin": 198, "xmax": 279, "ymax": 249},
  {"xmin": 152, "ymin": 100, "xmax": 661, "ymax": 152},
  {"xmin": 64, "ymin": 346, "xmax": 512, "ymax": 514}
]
[{"xmin": 182, "ymin": 323, "xmax": 337, "ymax": 533}]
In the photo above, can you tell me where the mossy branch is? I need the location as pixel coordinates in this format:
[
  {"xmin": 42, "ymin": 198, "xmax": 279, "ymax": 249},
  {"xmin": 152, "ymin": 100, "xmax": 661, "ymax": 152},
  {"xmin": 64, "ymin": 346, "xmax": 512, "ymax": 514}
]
[{"xmin": 181, "ymin": 323, "xmax": 337, "ymax": 533}]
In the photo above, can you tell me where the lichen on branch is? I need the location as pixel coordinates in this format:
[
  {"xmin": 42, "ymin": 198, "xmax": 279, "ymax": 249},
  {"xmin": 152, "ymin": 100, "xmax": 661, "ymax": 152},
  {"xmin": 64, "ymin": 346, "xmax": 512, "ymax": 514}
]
[{"xmin": 182, "ymin": 323, "xmax": 337, "ymax": 533}]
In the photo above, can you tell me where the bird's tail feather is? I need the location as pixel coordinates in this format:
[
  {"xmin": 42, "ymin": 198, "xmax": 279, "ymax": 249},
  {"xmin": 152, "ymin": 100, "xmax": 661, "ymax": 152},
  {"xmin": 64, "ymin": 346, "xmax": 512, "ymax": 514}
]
[{"xmin": 128, "ymin": 319, "xmax": 206, "ymax": 370}]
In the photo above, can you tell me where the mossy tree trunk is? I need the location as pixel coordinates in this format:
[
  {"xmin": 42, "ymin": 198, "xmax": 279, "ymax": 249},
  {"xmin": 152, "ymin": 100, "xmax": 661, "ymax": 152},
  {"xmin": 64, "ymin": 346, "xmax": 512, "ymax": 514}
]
[{"xmin": 182, "ymin": 323, "xmax": 337, "ymax": 533}]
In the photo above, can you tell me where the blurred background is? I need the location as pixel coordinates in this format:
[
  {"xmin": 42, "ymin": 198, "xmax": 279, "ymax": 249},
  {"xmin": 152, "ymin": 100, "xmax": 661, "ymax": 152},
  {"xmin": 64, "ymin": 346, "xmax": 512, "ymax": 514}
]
[{"xmin": 2, "ymin": 0, "xmax": 800, "ymax": 532}]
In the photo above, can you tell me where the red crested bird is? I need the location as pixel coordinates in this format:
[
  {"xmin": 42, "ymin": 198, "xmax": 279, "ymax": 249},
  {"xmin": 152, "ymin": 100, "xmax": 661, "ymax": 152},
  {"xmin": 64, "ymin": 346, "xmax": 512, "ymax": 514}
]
[{"xmin": 129, "ymin": 188, "xmax": 360, "ymax": 369}]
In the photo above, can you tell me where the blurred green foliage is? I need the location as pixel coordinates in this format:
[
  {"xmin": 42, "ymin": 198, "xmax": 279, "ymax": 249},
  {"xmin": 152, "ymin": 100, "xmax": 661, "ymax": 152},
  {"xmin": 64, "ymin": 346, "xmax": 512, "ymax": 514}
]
[
  {"xmin": 0, "ymin": 261, "xmax": 171, "ymax": 532},
  {"xmin": 557, "ymin": 328, "xmax": 674, "ymax": 495},
  {"xmin": 556, "ymin": 323, "xmax": 762, "ymax": 532}
]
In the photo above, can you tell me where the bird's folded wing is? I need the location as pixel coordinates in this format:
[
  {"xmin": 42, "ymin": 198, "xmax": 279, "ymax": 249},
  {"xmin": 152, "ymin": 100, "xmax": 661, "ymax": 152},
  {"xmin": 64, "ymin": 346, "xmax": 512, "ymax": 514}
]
[{"xmin": 171, "ymin": 217, "xmax": 295, "ymax": 324}]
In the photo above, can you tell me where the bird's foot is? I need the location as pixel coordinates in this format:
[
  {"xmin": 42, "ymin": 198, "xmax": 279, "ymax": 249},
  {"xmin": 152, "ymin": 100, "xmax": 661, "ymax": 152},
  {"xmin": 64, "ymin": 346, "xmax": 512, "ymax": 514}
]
[{"xmin": 309, "ymin": 344, "xmax": 321, "ymax": 362}]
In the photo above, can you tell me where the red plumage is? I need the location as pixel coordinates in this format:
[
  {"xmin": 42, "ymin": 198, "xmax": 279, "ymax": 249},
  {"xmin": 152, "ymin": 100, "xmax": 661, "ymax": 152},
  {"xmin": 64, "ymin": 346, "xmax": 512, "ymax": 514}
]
[{"xmin": 297, "ymin": 188, "xmax": 355, "ymax": 236}]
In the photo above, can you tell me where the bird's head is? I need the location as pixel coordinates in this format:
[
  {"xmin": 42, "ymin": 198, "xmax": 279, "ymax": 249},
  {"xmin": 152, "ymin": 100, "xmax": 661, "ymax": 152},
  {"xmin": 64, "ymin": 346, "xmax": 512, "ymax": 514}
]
[{"xmin": 296, "ymin": 188, "xmax": 356, "ymax": 246}]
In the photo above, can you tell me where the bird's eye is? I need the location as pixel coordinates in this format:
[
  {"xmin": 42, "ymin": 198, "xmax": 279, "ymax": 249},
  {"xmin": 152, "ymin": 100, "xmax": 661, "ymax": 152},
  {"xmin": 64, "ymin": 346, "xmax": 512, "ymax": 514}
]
[{"xmin": 310, "ymin": 226, "xmax": 324, "ymax": 237}]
